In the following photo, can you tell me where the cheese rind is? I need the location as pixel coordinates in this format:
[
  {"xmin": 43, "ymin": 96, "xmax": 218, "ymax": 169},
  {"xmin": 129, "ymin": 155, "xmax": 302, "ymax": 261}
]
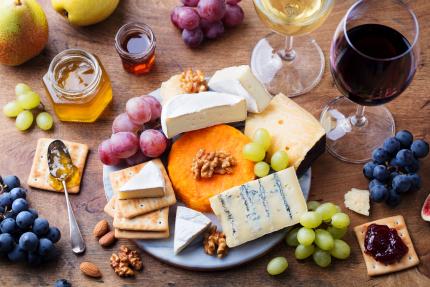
[
  {"xmin": 208, "ymin": 65, "xmax": 272, "ymax": 113},
  {"xmin": 344, "ymin": 188, "xmax": 370, "ymax": 216},
  {"xmin": 161, "ymin": 91, "xmax": 247, "ymax": 139},
  {"xmin": 173, "ymin": 206, "xmax": 211, "ymax": 255},
  {"xmin": 160, "ymin": 74, "xmax": 184, "ymax": 105},
  {"xmin": 245, "ymin": 94, "xmax": 326, "ymax": 177},
  {"xmin": 210, "ymin": 167, "xmax": 307, "ymax": 248},
  {"xmin": 118, "ymin": 161, "xmax": 165, "ymax": 199}
]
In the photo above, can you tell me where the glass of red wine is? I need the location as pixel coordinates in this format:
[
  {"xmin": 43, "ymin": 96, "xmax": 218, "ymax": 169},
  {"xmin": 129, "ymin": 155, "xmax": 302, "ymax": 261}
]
[{"xmin": 320, "ymin": 0, "xmax": 419, "ymax": 163}]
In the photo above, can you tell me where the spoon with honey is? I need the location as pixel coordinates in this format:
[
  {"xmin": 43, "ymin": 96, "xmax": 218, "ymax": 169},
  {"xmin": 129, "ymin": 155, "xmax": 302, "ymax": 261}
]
[{"xmin": 47, "ymin": 140, "xmax": 86, "ymax": 254}]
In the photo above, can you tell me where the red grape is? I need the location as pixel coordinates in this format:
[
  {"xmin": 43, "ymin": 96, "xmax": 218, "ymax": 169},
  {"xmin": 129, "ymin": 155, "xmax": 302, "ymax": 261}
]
[
  {"xmin": 126, "ymin": 97, "xmax": 152, "ymax": 125},
  {"xmin": 140, "ymin": 129, "xmax": 168, "ymax": 158},
  {"xmin": 141, "ymin": 95, "xmax": 162, "ymax": 121},
  {"xmin": 110, "ymin": 132, "xmax": 139, "ymax": 159},
  {"xmin": 197, "ymin": 0, "xmax": 226, "ymax": 22},
  {"xmin": 171, "ymin": 6, "xmax": 182, "ymax": 29},
  {"xmin": 98, "ymin": 139, "xmax": 121, "ymax": 166},
  {"xmin": 181, "ymin": 0, "xmax": 200, "ymax": 7},
  {"xmin": 176, "ymin": 6, "xmax": 201, "ymax": 30},
  {"xmin": 201, "ymin": 20, "xmax": 224, "ymax": 39},
  {"xmin": 112, "ymin": 113, "xmax": 140, "ymax": 134},
  {"xmin": 182, "ymin": 28, "xmax": 204, "ymax": 48},
  {"xmin": 223, "ymin": 4, "xmax": 244, "ymax": 27},
  {"xmin": 125, "ymin": 149, "xmax": 149, "ymax": 166},
  {"xmin": 226, "ymin": 0, "xmax": 241, "ymax": 4}
]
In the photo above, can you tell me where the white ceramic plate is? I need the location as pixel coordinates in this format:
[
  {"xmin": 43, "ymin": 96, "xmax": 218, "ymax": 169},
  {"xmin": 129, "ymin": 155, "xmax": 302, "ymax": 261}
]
[{"xmin": 101, "ymin": 87, "xmax": 312, "ymax": 271}]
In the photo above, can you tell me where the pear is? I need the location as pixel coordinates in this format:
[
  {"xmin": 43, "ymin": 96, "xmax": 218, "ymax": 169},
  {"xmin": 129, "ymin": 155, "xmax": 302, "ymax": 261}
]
[
  {"xmin": 0, "ymin": 0, "xmax": 49, "ymax": 66},
  {"xmin": 51, "ymin": 0, "xmax": 120, "ymax": 26}
]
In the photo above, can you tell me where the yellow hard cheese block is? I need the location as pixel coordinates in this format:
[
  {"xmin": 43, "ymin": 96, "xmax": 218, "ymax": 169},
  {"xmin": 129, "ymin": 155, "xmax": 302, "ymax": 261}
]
[
  {"xmin": 210, "ymin": 167, "xmax": 307, "ymax": 248},
  {"xmin": 245, "ymin": 94, "xmax": 326, "ymax": 176}
]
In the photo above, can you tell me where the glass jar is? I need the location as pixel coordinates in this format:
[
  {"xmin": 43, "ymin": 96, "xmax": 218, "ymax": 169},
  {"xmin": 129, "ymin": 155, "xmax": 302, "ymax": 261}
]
[
  {"xmin": 114, "ymin": 22, "xmax": 156, "ymax": 75},
  {"xmin": 43, "ymin": 49, "xmax": 113, "ymax": 122}
]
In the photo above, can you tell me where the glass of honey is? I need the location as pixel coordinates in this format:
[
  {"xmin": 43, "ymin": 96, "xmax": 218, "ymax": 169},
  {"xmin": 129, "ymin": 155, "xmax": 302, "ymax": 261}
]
[
  {"xmin": 43, "ymin": 49, "xmax": 113, "ymax": 122},
  {"xmin": 114, "ymin": 22, "xmax": 156, "ymax": 75}
]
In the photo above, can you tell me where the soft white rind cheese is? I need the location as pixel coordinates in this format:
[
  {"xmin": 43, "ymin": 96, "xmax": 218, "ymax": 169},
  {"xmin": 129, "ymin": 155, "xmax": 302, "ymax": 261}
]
[
  {"xmin": 161, "ymin": 91, "xmax": 247, "ymax": 139},
  {"xmin": 344, "ymin": 188, "xmax": 370, "ymax": 216},
  {"xmin": 173, "ymin": 206, "xmax": 211, "ymax": 255},
  {"xmin": 210, "ymin": 167, "xmax": 307, "ymax": 248},
  {"xmin": 118, "ymin": 161, "xmax": 165, "ymax": 199},
  {"xmin": 208, "ymin": 65, "xmax": 272, "ymax": 113}
]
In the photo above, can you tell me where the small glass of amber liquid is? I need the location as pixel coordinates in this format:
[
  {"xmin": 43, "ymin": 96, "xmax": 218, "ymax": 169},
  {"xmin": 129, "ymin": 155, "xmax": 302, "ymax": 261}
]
[{"xmin": 114, "ymin": 22, "xmax": 156, "ymax": 75}]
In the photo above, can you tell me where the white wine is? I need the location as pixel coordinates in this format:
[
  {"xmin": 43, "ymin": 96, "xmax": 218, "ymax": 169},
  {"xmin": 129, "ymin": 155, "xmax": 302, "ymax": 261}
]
[{"xmin": 253, "ymin": 0, "xmax": 334, "ymax": 36}]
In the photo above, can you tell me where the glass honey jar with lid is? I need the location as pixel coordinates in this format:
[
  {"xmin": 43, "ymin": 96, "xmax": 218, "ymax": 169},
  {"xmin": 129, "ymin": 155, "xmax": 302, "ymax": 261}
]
[{"xmin": 42, "ymin": 49, "xmax": 113, "ymax": 122}]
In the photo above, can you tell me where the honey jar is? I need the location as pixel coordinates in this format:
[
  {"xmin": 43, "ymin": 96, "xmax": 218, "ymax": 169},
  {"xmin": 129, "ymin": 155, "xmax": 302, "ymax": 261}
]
[
  {"xmin": 114, "ymin": 22, "xmax": 156, "ymax": 75},
  {"xmin": 43, "ymin": 49, "xmax": 112, "ymax": 122}
]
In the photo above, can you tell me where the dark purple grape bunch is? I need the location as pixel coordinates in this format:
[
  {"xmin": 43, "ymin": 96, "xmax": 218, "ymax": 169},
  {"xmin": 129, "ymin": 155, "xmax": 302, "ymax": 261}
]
[
  {"xmin": 0, "ymin": 175, "xmax": 61, "ymax": 265},
  {"xmin": 171, "ymin": 0, "xmax": 245, "ymax": 48},
  {"xmin": 363, "ymin": 130, "xmax": 429, "ymax": 207}
]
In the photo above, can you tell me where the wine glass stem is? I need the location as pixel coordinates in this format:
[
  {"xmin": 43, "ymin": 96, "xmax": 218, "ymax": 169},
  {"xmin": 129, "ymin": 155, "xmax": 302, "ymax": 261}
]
[
  {"xmin": 279, "ymin": 36, "xmax": 296, "ymax": 61},
  {"xmin": 352, "ymin": 105, "xmax": 367, "ymax": 127}
]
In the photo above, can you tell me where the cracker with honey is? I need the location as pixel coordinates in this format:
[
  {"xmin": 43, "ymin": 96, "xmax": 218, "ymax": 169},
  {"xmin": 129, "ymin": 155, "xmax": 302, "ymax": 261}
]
[
  {"xmin": 27, "ymin": 138, "xmax": 89, "ymax": 193},
  {"xmin": 354, "ymin": 215, "xmax": 419, "ymax": 276}
]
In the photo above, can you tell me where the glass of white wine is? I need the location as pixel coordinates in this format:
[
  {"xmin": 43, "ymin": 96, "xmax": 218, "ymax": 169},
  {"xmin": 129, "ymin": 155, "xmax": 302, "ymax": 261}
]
[{"xmin": 251, "ymin": 0, "xmax": 335, "ymax": 97}]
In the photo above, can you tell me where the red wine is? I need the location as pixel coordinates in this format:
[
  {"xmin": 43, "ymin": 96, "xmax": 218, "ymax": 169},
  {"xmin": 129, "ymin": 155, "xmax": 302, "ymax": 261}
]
[{"xmin": 331, "ymin": 24, "xmax": 416, "ymax": 106}]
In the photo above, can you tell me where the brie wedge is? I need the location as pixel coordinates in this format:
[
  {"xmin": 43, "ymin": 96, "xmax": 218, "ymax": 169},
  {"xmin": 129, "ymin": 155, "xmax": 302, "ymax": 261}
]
[
  {"xmin": 208, "ymin": 65, "xmax": 272, "ymax": 113},
  {"xmin": 174, "ymin": 206, "xmax": 211, "ymax": 255},
  {"xmin": 118, "ymin": 161, "xmax": 165, "ymax": 199},
  {"xmin": 161, "ymin": 91, "xmax": 247, "ymax": 139}
]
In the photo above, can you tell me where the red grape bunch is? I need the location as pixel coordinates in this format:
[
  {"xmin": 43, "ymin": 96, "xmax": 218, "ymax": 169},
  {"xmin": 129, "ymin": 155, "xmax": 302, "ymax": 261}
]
[
  {"xmin": 171, "ymin": 0, "xmax": 245, "ymax": 48},
  {"xmin": 98, "ymin": 95, "xmax": 168, "ymax": 167}
]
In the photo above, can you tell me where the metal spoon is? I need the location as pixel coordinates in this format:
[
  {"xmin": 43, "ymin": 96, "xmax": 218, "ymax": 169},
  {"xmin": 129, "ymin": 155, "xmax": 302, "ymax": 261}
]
[{"xmin": 47, "ymin": 140, "xmax": 86, "ymax": 254}]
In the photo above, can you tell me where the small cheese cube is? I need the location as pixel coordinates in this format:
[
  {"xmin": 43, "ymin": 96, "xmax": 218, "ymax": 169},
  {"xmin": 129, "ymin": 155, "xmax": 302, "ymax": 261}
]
[{"xmin": 344, "ymin": 188, "xmax": 370, "ymax": 216}]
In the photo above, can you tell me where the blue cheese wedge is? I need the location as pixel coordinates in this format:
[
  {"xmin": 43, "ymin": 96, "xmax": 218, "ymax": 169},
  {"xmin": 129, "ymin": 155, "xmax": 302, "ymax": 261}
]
[
  {"xmin": 174, "ymin": 206, "xmax": 211, "ymax": 255},
  {"xmin": 161, "ymin": 91, "xmax": 247, "ymax": 139},
  {"xmin": 118, "ymin": 161, "xmax": 165, "ymax": 200},
  {"xmin": 208, "ymin": 65, "xmax": 272, "ymax": 113},
  {"xmin": 210, "ymin": 167, "xmax": 307, "ymax": 248},
  {"xmin": 344, "ymin": 188, "xmax": 370, "ymax": 216}
]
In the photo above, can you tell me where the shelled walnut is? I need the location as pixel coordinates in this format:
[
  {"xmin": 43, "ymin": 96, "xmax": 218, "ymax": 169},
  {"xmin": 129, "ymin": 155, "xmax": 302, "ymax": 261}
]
[
  {"xmin": 110, "ymin": 245, "xmax": 143, "ymax": 277},
  {"xmin": 179, "ymin": 69, "xmax": 208, "ymax": 94},
  {"xmin": 203, "ymin": 225, "xmax": 228, "ymax": 258},
  {"xmin": 192, "ymin": 149, "xmax": 237, "ymax": 179}
]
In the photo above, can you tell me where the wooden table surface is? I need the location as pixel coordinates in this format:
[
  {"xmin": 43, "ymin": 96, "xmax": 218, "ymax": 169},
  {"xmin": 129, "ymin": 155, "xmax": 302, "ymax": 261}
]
[{"xmin": 0, "ymin": 0, "xmax": 429, "ymax": 286}]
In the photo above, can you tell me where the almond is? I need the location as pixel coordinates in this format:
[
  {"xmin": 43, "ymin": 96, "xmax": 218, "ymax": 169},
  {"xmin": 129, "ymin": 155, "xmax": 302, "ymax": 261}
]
[
  {"xmin": 80, "ymin": 261, "xmax": 102, "ymax": 278},
  {"xmin": 99, "ymin": 231, "xmax": 116, "ymax": 247},
  {"xmin": 93, "ymin": 219, "xmax": 109, "ymax": 238}
]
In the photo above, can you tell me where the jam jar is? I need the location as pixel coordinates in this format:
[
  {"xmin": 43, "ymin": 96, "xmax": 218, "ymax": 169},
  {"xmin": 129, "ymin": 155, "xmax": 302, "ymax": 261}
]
[
  {"xmin": 114, "ymin": 22, "xmax": 156, "ymax": 75},
  {"xmin": 43, "ymin": 49, "xmax": 113, "ymax": 122}
]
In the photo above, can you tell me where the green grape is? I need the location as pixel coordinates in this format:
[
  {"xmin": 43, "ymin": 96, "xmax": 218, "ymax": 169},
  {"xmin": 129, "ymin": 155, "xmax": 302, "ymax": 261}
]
[
  {"xmin": 15, "ymin": 110, "xmax": 33, "ymax": 131},
  {"xmin": 254, "ymin": 161, "xmax": 270, "ymax": 178},
  {"xmin": 327, "ymin": 226, "xmax": 347, "ymax": 239},
  {"xmin": 297, "ymin": 227, "xmax": 315, "ymax": 246},
  {"xmin": 17, "ymin": 91, "xmax": 40, "ymax": 110},
  {"xmin": 315, "ymin": 202, "xmax": 338, "ymax": 221},
  {"xmin": 295, "ymin": 244, "xmax": 315, "ymax": 260},
  {"xmin": 15, "ymin": 83, "xmax": 32, "ymax": 96},
  {"xmin": 334, "ymin": 205, "xmax": 342, "ymax": 213},
  {"xmin": 331, "ymin": 213, "xmax": 350, "ymax": 229},
  {"xmin": 267, "ymin": 257, "xmax": 288, "ymax": 275},
  {"xmin": 243, "ymin": 142, "xmax": 266, "ymax": 162},
  {"xmin": 330, "ymin": 239, "xmax": 351, "ymax": 260},
  {"xmin": 252, "ymin": 128, "xmax": 271, "ymax": 151},
  {"xmin": 270, "ymin": 150, "xmax": 289, "ymax": 171},
  {"xmin": 314, "ymin": 229, "xmax": 334, "ymax": 251},
  {"xmin": 307, "ymin": 201, "xmax": 321, "ymax": 211},
  {"xmin": 299, "ymin": 211, "xmax": 322, "ymax": 229},
  {"xmin": 312, "ymin": 247, "xmax": 332, "ymax": 268},
  {"xmin": 3, "ymin": 101, "xmax": 23, "ymax": 117},
  {"xmin": 285, "ymin": 227, "xmax": 300, "ymax": 247},
  {"xmin": 36, "ymin": 112, "xmax": 54, "ymax": 130}
]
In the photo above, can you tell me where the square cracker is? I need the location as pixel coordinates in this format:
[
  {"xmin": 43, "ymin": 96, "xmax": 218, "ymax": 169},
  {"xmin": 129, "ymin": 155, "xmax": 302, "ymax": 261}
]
[
  {"xmin": 354, "ymin": 215, "xmax": 419, "ymax": 276},
  {"xmin": 109, "ymin": 159, "xmax": 176, "ymax": 218},
  {"xmin": 114, "ymin": 228, "xmax": 170, "ymax": 239},
  {"xmin": 104, "ymin": 197, "xmax": 116, "ymax": 218},
  {"xmin": 27, "ymin": 138, "xmax": 89, "ymax": 193}
]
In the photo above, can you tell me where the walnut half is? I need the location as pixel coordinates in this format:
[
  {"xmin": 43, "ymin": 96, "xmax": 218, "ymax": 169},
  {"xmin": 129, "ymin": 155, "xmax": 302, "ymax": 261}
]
[
  {"xmin": 203, "ymin": 225, "xmax": 229, "ymax": 258},
  {"xmin": 179, "ymin": 69, "xmax": 208, "ymax": 94},
  {"xmin": 191, "ymin": 149, "xmax": 237, "ymax": 180},
  {"xmin": 110, "ymin": 245, "xmax": 143, "ymax": 278}
]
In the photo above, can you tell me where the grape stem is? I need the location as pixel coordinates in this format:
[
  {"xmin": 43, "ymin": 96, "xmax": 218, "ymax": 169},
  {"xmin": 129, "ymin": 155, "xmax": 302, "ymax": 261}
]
[{"xmin": 279, "ymin": 36, "xmax": 296, "ymax": 61}]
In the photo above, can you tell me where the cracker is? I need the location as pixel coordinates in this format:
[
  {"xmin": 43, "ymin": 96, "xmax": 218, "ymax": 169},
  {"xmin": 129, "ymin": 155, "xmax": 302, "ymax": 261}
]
[
  {"xmin": 27, "ymin": 138, "xmax": 89, "ymax": 194},
  {"xmin": 109, "ymin": 159, "xmax": 176, "ymax": 218},
  {"xmin": 115, "ymin": 228, "xmax": 170, "ymax": 239},
  {"xmin": 354, "ymin": 215, "xmax": 419, "ymax": 276},
  {"xmin": 104, "ymin": 197, "xmax": 116, "ymax": 218}
]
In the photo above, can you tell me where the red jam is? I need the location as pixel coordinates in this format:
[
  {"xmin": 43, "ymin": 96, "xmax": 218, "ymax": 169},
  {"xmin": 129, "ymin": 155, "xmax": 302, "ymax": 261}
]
[{"xmin": 364, "ymin": 224, "xmax": 408, "ymax": 264}]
